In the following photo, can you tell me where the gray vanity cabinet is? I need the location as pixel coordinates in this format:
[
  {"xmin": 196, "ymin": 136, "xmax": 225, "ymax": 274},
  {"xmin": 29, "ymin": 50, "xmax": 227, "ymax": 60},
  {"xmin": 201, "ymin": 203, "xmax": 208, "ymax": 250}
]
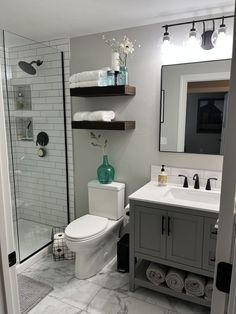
[
  {"xmin": 202, "ymin": 218, "xmax": 217, "ymax": 271},
  {"xmin": 134, "ymin": 204, "xmax": 166, "ymax": 259},
  {"xmin": 166, "ymin": 212, "xmax": 204, "ymax": 268}
]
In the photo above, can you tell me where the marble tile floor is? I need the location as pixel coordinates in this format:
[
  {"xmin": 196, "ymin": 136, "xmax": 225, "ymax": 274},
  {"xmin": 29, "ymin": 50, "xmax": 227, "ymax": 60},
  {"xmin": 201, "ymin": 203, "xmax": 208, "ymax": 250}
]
[{"xmin": 22, "ymin": 255, "xmax": 210, "ymax": 314}]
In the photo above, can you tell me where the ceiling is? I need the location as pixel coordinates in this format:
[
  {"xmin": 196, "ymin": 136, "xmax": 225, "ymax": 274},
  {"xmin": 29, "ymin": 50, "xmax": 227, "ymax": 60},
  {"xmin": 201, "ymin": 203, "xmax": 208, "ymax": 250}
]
[{"xmin": 0, "ymin": 0, "xmax": 234, "ymax": 41}]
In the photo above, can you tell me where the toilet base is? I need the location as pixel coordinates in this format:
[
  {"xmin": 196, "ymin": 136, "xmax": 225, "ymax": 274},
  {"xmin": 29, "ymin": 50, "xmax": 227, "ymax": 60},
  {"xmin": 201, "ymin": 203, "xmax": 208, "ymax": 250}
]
[{"xmin": 73, "ymin": 220, "xmax": 122, "ymax": 279}]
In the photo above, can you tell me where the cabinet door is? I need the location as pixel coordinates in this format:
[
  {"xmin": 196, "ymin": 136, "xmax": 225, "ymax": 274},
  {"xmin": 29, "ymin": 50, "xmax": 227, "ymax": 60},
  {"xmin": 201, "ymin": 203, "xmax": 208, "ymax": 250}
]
[
  {"xmin": 203, "ymin": 217, "xmax": 217, "ymax": 272},
  {"xmin": 166, "ymin": 211, "xmax": 204, "ymax": 268},
  {"xmin": 134, "ymin": 205, "xmax": 166, "ymax": 258}
]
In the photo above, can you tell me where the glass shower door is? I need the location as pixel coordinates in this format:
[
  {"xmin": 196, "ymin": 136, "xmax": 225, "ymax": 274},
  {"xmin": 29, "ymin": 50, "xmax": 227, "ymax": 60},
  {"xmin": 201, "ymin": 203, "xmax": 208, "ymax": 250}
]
[{"xmin": 1, "ymin": 30, "xmax": 69, "ymax": 263}]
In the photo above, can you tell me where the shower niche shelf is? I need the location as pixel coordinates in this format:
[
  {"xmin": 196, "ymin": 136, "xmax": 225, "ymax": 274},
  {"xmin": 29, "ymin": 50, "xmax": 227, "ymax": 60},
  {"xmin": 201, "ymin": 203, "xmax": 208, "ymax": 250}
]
[
  {"xmin": 13, "ymin": 85, "xmax": 32, "ymax": 111},
  {"xmin": 15, "ymin": 117, "xmax": 33, "ymax": 141}
]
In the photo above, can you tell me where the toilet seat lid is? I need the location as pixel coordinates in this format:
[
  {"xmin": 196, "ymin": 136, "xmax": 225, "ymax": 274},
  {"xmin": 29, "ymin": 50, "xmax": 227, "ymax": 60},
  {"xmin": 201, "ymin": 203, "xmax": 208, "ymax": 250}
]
[{"xmin": 65, "ymin": 214, "xmax": 108, "ymax": 240}]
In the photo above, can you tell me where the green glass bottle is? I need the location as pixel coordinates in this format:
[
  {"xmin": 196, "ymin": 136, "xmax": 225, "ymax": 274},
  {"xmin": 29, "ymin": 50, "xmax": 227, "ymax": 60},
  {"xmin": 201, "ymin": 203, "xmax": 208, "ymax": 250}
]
[{"xmin": 97, "ymin": 155, "xmax": 115, "ymax": 184}]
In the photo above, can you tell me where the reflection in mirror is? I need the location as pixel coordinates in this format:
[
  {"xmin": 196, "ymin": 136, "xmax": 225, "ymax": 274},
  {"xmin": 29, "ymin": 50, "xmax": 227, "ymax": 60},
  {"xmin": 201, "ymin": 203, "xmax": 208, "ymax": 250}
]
[{"xmin": 159, "ymin": 59, "xmax": 231, "ymax": 155}]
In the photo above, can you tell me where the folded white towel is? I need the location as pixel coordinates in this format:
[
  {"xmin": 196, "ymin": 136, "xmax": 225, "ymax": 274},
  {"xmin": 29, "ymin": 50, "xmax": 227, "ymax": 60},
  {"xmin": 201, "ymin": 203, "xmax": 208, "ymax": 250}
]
[
  {"xmin": 185, "ymin": 273, "xmax": 206, "ymax": 297},
  {"xmin": 88, "ymin": 111, "xmax": 115, "ymax": 122},
  {"xmin": 146, "ymin": 263, "xmax": 168, "ymax": 286},
  {"xmin": 73, "ymin": 111, "xmax": 90, "ymax": 121},
  {"xmin": 166, "ymin": 268, "xmax": 186, "ymax": 293},
  {"xmin": 69, "ymin": 68, "xmax": 110, "ymax": 83},
  {"xmin": 73, "ymin": 111, "xmax": 115, "ymax": 122},
  {"xmin": 204, "ymin": 278, "xmax": 213, "ymax": 301}
]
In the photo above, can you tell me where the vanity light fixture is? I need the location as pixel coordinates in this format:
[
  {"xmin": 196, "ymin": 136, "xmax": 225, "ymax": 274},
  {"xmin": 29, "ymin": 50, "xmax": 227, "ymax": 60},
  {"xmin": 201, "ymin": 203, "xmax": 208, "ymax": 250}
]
[
  {"xmin": 161, "ymin": 25, "xmax": 172, "ymax": 53},
  {"xmin": 161, "ymin": 15, "xmax": 234, "ymax": 53},
  {"xmin": 212, "ymin": 17, "xmax": 230, "ymax": 48},
  {"xmin": 186, "ymin": 21, "xmax": 201, "ymax": 48}
]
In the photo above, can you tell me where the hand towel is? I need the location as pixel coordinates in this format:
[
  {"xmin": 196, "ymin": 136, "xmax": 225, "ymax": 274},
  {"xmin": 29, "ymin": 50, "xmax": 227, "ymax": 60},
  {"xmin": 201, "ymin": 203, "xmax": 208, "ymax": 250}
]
[
  {"xmin": 204, "ymin": 278, "xmax": 214, "ymax": 301},
  {"xmin": 185, "ymin": 273, "xmax": 206, "ymax": 297},
  {"xmin": 69, "ymin": 68, "xmax": 110, "ymax": 83},
  {"xmin": 88, "ymin": 111, "xmax": 115, "ymax": 122},
  {"xmin": 165, "ymin": 268, "xmax": 186, "ymax": 293},
  {"xmin": 146, "ymin": 262, "xmax": 168, "ymax": 286},
  {"xmin": 73, "ymin": 111, "xmax": 115, "ymax": 122},
  {"xmin": 70, "ymin": 79, "xmax": 107, "ymax": 88}
]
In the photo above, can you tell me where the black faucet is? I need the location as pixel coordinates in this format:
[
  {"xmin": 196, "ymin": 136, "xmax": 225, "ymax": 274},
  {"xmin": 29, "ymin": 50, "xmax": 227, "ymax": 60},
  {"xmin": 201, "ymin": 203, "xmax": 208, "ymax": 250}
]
[
  {"xmin": 206, "ymin": 178, "xmax": 218, "ymax": 190},
  {"xmin": 193, "ymin": 174, "xmax": 200, "ymax": 189},
  {"xmin": 178, "ymin": 175, "xmax": 188, "ymax": 188}
]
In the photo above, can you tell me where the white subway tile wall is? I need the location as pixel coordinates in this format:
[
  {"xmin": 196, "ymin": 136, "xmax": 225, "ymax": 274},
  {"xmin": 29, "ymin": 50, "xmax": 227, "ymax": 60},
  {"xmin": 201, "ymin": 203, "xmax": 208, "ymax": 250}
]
[
  {"xmin": 151, "ymin": 165, "xmax": 222, "ymax": 190},
  {"xmin": 4, "ymin": 38, "xmax": 74, "ymax": 227}
]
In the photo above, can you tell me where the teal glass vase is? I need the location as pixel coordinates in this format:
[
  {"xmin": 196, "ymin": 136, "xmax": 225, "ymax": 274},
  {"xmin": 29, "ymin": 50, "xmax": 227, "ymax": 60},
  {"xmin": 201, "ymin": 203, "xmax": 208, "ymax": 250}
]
[
  {"xmin": 118, "ymin": 66, "xmax": 129, "ymax": 85},
  {"xmin": 97, "ymin": 155, "xmax": 115, "ymax": 184}
]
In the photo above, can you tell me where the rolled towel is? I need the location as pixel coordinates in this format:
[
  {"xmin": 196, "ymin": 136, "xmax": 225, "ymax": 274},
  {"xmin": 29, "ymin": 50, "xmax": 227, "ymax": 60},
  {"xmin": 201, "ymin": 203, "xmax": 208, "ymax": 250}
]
[
  {"xmin": 146, "ymin": 262, "xmax": 168, "ymax": 286},
  {"xmin": 73, "ymin": 111, "xmax": 90, "ymax": 121},
  {"xmin": 69, "ymin": 69, "xmax": 109, "ymax": 83},
  {"xmin": 185, "ymin": 273, "xmax": 206, "ymax": 297},
  {"xmin": 204, "ymin": 278, "xmax": 214, "ymax": 301},
  {"xmin": 166, "ymin": 268, "xmax": 186, "ymax": 293},
  {"xmin": 88, "ymin": 111, "xmax": 115, "ymax": 122}
]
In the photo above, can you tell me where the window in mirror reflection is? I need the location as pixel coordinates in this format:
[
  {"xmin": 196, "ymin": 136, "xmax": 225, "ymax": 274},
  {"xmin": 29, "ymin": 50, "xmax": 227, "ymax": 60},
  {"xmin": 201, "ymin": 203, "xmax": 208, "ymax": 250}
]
[{"xmin": 185, "ymin": 80, "xmax": 229, "ymax": 154}]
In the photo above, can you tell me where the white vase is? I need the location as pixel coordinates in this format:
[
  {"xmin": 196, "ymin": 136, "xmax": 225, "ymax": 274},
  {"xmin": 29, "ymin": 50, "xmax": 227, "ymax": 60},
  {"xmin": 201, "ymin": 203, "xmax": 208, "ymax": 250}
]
[{"xmin": 111, "ymin": 51, "xmax": 120, "ymax": 71}]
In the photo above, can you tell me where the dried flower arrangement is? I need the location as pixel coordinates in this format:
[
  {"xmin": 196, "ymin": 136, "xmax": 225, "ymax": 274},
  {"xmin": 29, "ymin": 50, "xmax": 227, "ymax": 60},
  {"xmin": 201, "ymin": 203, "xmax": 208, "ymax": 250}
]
[
  {"xmin": 90, "ymin": 132, "xmax": 108, "ymax": 155},
  {"xmin": 102, "ymin": 35, "xmax": 139, "ymax": 67}
]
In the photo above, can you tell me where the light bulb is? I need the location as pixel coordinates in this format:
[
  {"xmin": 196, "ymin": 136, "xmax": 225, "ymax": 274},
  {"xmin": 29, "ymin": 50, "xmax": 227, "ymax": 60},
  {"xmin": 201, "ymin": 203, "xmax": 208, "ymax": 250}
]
[
  {"xmin": 161, "ymin": 27, "xmax": 172, "ymax": 54},
  {"xmin": 185, "ymin": 24, "xmax": 201, "ymax": 49}
]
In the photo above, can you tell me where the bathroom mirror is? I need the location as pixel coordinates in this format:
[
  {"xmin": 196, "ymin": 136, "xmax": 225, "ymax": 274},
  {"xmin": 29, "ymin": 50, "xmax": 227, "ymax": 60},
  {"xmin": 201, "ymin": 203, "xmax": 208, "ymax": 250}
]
[{"xmin": 159, "ymin": 59, "xmax": 231, "ymax": 155}]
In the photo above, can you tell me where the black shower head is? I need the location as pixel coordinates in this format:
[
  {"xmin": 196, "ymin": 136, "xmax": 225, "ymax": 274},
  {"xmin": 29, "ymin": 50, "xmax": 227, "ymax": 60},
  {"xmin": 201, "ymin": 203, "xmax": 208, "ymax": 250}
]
[{"xmin": 18, "ymin": 60, "xmax": 43, "ymax": 75}]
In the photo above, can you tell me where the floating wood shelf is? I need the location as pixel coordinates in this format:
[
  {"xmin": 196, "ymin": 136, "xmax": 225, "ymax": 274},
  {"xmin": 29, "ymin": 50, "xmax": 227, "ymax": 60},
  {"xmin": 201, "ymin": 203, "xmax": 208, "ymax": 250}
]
[
  {"xmin": 70, "ymin": 85, "xmax": 136, "ymax": 97},
  {"xmin": 72, "ymin": 121, "xmax": 135, "ymax": 130}
]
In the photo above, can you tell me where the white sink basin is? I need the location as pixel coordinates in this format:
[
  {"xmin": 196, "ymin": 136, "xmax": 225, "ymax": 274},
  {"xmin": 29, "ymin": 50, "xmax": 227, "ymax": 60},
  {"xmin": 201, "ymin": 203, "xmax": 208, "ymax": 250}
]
[
  {"xmin": 164, "ymin": 187, "xmax": 220, "ymax": 205},
  {"xmin": 129, "ymin": 182, "xmax": 221, "ymax": 212}
]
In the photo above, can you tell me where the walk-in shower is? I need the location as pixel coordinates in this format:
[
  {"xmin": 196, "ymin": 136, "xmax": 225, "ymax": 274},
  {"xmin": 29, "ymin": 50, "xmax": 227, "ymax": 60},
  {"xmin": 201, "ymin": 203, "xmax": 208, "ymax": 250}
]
[{"xmin": 0, "ymin": 30, "xmax": 70, "ymax": 263}]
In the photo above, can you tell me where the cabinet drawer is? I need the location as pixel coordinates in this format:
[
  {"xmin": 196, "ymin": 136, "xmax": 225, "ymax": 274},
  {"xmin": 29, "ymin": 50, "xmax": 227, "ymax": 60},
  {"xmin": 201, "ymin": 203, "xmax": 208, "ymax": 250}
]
[
  {"xmin": 203, "ymin": 218, "xmax": 217, "ymax": 271},
  {"xmin": 134, "ymin": 205, "xmax": 166, "ymax": 258}
]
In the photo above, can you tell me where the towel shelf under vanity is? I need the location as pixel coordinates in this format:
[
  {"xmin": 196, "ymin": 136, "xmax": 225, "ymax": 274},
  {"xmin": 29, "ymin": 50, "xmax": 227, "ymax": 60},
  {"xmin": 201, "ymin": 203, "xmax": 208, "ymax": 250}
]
[
  {"xmin": 129, "ymin": 199, "xmax": 218, "ymax": 308},
  {"xmin": 135, "ymin": 260, "xmax": 211, "ymax": 308},
  {"xmin": 70, "ymin": 85, "xmax": 136, "ymax": 97},
  {"xmin": 72, "ymin": 120, "xmax": 136, "ymax": 130}
]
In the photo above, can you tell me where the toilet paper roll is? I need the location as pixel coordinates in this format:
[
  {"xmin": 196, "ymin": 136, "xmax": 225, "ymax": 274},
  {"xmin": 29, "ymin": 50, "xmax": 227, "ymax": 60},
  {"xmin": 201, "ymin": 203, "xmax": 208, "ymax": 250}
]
[
  {"xmin": 54, "ymin": 232, "xmax": 65, "ymax": 240},
  {"xmin": 53, "ymin": 240, "xmax": 66, "ymax": 257}
]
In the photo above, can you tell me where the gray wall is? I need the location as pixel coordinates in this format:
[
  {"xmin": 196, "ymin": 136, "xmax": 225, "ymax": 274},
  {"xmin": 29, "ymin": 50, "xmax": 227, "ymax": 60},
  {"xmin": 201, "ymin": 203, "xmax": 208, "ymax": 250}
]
[{"xmin": 70, "ymin": 20, "xmax": 230, "ymax": 218}]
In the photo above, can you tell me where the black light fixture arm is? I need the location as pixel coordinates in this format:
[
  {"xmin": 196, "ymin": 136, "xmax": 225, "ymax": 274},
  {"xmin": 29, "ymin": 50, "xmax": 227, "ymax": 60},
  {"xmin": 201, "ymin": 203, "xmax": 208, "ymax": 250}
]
[{"xmin": 162, "ymin": 14, "xmax": 234, "ymax": 30}]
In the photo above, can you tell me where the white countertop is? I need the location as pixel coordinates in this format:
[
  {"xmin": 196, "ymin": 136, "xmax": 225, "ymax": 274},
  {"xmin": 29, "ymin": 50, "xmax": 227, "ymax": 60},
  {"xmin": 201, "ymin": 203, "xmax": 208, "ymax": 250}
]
[{"xmin": 128, "ymin": 181, "xmax": 220, "ymax": 213}]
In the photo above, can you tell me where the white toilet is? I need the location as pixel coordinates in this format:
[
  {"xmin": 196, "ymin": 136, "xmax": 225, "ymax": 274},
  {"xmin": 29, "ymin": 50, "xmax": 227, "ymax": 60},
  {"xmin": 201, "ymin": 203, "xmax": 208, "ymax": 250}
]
[{"xmin": 65, "ymin": 180, "xmax": 125, "ymax": 279}]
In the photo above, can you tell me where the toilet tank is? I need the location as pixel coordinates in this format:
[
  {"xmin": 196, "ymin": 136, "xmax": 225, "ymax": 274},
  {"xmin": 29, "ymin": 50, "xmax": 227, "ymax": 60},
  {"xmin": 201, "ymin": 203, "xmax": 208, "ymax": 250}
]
[{"xmin": 88, "ymin": 180, "xmax": 125, "ymax": 220}]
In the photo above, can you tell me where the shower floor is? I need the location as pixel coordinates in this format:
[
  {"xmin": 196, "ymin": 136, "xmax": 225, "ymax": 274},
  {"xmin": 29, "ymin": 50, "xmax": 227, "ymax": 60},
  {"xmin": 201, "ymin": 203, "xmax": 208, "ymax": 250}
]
[{"xmin": 15, "ymin": 219, "xmax": 52, "ymax": 262}]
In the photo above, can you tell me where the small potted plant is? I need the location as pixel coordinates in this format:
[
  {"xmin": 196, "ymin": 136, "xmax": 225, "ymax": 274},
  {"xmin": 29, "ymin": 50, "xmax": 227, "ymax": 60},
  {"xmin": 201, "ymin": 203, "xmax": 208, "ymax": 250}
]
[{"xmin": 90, "ymin": 132, "xmax": 115, "ymax": 184}]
